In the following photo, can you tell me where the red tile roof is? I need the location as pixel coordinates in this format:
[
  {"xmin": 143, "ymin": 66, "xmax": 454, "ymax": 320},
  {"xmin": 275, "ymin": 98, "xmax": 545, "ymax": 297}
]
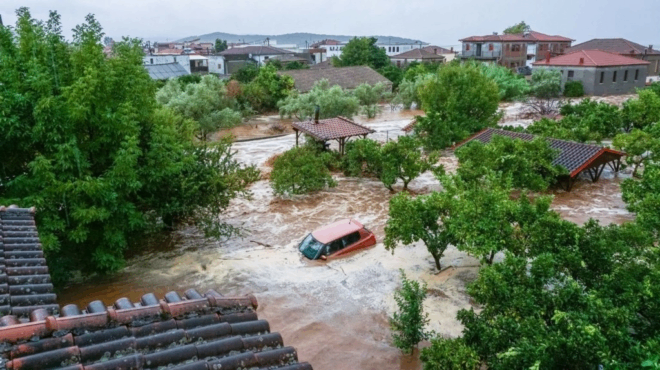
[
  {"xmin": 566, "ymin": 38, "xmax": 660, "ymax": 55},
  {"xmin": 154, "ymin": 48, "xmax": 185, "ymax": 55},
  {"xmin": 292, "ymin": 117, "xmax": 375, "ymax": 141},
  {"xmin": 390, "ymin": 48, "xmax": 445, "ymax": 60},
  {"xmin": 401, "ymin": 118, "xmax": 417, "ymax": 133},
  {"xmin": 455, "ymin": 128, "xmax": 624, "ymax": 178},
  {"xmin": 532, "ymin": 49, "xmax": 650, "ymax": 67},
  {"xmin": 422, "ymin": 45, "xmax": 454, "ymax": 55},
  {"xmin": 460, "ymin": 30, "xmax": 572, "ymax": 43},
  {"xmin": 527, "ymin": 31, "xmax": 574, "ymax": 42}
]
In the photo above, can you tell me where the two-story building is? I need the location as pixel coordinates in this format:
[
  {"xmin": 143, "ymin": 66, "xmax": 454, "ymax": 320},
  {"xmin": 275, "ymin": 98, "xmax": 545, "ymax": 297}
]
[{"xmin": 460, "ymin": 31, "xmax": 573, "ymax": 69}]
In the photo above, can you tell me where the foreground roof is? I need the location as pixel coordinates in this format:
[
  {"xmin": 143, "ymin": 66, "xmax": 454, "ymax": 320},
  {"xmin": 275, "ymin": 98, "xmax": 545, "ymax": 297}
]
[
  {"xmin": 533, "ymin": 49, "xmax": 650, "ymax": 67},
  {"xmin": 460, "ymin": 30, "xmax": 573, "ymax": 43},
  {"xmin": 0, "ymin": 206, "xmax": 313, "ymax": 370},
  {"xmin": 279, "ymin": 66, "xmax": 392, "ymax": 92},
  {"xmin": 312, "ymin": 219, "xmax": 364, "ymax": 244},
  {"xmin": 219, "ymin": 46, "xmax": 291, "ymax": 56},
  {"xmin": 456, "ymin": 128, "xmax": 624, "ymax": 178},
  {"xmin": 292, "ymin": 116, "xmax": 375, "ymax": 141},
  {"xmin": 145, "ymin": 63, "xmax": 190, "ymax": 80},
  {"xmin": 566, "ymin": 38, "xmax": 660, "ymax": 55},
  {"xmin": 390, "ymin": 48, "xmax": 445, "ymax": 60}
]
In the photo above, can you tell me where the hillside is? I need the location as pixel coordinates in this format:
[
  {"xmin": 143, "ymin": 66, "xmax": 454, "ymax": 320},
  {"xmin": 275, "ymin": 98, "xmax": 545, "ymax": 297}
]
[{"xmin": 176, "ymin": 32, "xmax": 426, "ymax": 46}]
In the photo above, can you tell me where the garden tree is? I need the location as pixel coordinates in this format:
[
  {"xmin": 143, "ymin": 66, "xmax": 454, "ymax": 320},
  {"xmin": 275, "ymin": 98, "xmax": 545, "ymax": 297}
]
[
  {"xmin": 278, "ymin": 79, "xmax": 359, "ymax": 120},
  {"xmin": 380, "ymin": 136, "xmax": 439, "ymax": 191},
  {"xmin": 413, "ymin": 111, "xmax": 469, "ymax": 150},
  {"xmin": 103, "ymin": 36, "xmax": 113, "ymax": 46},
  {"xmin": 241, "ymin": 64, "xmax": 295, "ymax": 112},
  {"xmin": 503, "ymin": 21, "xmax": 531, "ymax": 34},
  {"xmin": 403, "ymin": 62, "xmax": 442, "ymax": 82},
  {"xmin": 270, "ymin": 147, "xmax": 337, "ymax": 195},
  {"xmin": 621, "ymin": 163, "xmax": 660, "ymax": 237},
  {"xmin": 156, "ymin": 75, "xmax": 243, "ymax": 141},
  {"xmin": 420, "ymin": 338, "xmax": 480, "ymax": 370},
  {"xmin": 392, "ymin": 73, "xmax": 435, "ymax": 110},
  {"xmin": 283, "ymin": 61, "xmax": 309, "ymax": 70},
  {"xmin": 266, "ymin": 58, "xmax": 284, "ymax": 70},
  {"xmin": 385, "ymin": 191, "xmax": 455, "ymax": 270},
  {"xmin": 0, "ymin": 9, "xmax": 258, "ymax": 284},
  {"xmin": 476, "ymin": 62, "xmax": 530, "ymax": 101},
  {"xmin": 455, "ymin": 135, "xmax": 566, "ymax": 191},
  {"xmin": 379, "ymin": 64, "xmax": 404, "ymax": 89},
  {"xmin": 648, "ymin": 81, "xmax": 660, "ymax": 97},
  {"xmin": 562, "ymin": 80, "xmax": 584, "ymax": 97},
  {"xmin": 622, "ymin": 89, "xmax": 660, "ymax": 131},
  {"xmin": 528, "ymin": 69, "xmax": 562, "ymax": 115},
  {"xmin": 613, "ymin": 128, "xmax": 660, "ymax": 177},
  {"xmin": 214, "ymin": 38, "xmax": 228, "ymax": 52},
  {"xmin": 231, "ymin": 63, "xmax": 259, "ymax": 83},
  {"xmin": 449, "ymin": 220, "xmax": 660, "ymax": 370},
  {"xmin": 390, "ymin": 270, "xmax": 430, "ymax": 354},
  {"xmin": 353, "ymin": 82, "xmax": 389, "ymax": 118},
  {"xmin": 341, "ymin": 138, "xmax": 383, "ymax": 177},
  {"xmin": 416, "ymin": 63, "xmax": 500, "ymax": 149},
  {"xmin": 332, "ymin": 36, "xmax": 390, "ymax": 70}
]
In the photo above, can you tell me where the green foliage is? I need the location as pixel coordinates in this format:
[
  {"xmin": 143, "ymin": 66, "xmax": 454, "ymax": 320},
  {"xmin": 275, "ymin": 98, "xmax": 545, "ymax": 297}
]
[
  {"xmin": 231, "ymin": 63, "xmax": 259, "ymax": 83},
  {"xmin": 390, "ymin": 270, "xmax": 430, "ymax": 354},
  {"xmin": 385, "ymin": 191, "xmax": 454, "ymax": 270},
  {"xmin": 380, "ymin": 136, "xmax": 438, "ymax": 191},
  {"xmin": 455, "ymin": 135, "xmax": 566, "ymax": 191},
  {"xmin": 156, "ymin": 75, "xmax": 243, "ymax": 141},
  {"xmin": 420, "ymin": 337, "xmax": 480, "ymax": 370},
  {"xmin": 278, "ymin": 79, "xmax": 360, "ymax": 120},
  {"xmin": 503, "ymin": 21, "xmax": 531, "ymax": 34},
  {"xmin": 647, "ymin": 82, "xmax": 660, "ymax": 98},
  {"xmin": 177, "ymin": 74, "xmax": 202, "ymax": 86},
  {"xmin": 393, "ymin": 74, "xmax": 434, "ymax": 110},
  {"xmin": 353, "ymin": 82, "xmax": 388, "ymax": 118},
  {"xmin": 270, "ymin": 147, "xmax": 337, "ymax": 195},
  {"xmin": 0, "ymin": 9, "xmax": 258, "ymax": 284},
  {"xmin": 214, "ymin": 38, "xmax": 228, "ymax": 52},
  {"xmin": 241, "ymin": 65, "xmax": 294, "ymax": 112},
  {"xmin": 333, "ymin": 36, "xmax": 390, "ymax": 70},
  {"xmin": 622, "ymin": 89, "xmax": 660, "ymax": 131},
  {"xmin": 341, "ymin": 138, "xmax": 383, "ymax": 177},
  {"xmin": 563, "ymin": 80, "xmax": 584, "ymax": 97},
  {"xmin": 621, "ymin": 164, "xmax": 660, "ymax": 237},
  {"xmin": 530, "ymin": 69, "xmax": 562, "ymax": 100},
  {"xmin": 613, "ymin": 128, "xmax": 660, "ymax": 177},
  {"xmin": 477, "ymin": 62, "xmax": 530, "ymax": 101},
  {"xmin": 283, "ymin": 61, "xmax": 309, "ymax": 70},
  {"xmin": 403, "ymin": 62, "xmax": 441, "ymax": 82},
  {"xmin": 379, "ymin": 64, "xmax": 404, "ymax": 89}
]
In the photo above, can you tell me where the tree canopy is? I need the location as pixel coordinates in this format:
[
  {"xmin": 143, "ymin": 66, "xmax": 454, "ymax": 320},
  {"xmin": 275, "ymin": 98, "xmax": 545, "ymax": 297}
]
[
  {"xmin": 332, "ymin": 37, "xmax": 390, "ymax": 70},
  {"xmin": 503, "ymin": 21, "xmax": 531, "ymax": 34},
  {"xmin": 278, "ymin": 79, "xmax": 360, "ymax": 121},
  {"xmin": 214, "ymin": 38, "xmax": 228, "ymax": 52},
  {"xmin": 270, "ymin": 147, "xmax": 337, "ymax": 195}
]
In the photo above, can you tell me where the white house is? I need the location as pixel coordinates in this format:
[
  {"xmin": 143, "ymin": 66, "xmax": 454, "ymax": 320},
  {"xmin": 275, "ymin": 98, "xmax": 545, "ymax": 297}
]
[{"xmin": 142, "ymin": 54, "xmax": 191, "ymax": 74}]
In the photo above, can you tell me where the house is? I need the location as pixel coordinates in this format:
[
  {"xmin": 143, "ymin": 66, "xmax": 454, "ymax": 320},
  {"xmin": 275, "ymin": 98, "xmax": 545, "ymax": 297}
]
[
  {"xmin": 145, "ymin": 62, "xmax": 190, "ymax": 80},
  {"xmin": 278, "ymin": 66, "xmax": 393, "ymax": 93},
  {"xmin": 0, "ymin": 205, "xmax": 313, "ymax": 370},
  {"xmin": 310, "ymin": 39, "xmax": 344, "ymax": 58},
  {"xmin": 532, "ymin": 50, "xmax": 649, "ymax": 95},
  {"xmin": 422, "ymin": 45, "xmax": 457, "ymax": 62},
  {"xmin": 389, "ymin": 48, "xmax": 445, "ymax": 67},
  {"xmin": 565, "ymin": 39, "xmax": 660, "ymax": 77},
  {"xmin": 143, "ymin": 54, "xmax": 191, "ymax": 74},
  {"xmin": 311, "ymin": 38, "xmax": 429, "ymax": 59},
  {"xmin": 460, "ymin": 30, "xmax": 573, "ymax": 69},
  {"xmin": 219, "ymin": 45, "xmax": 294, "ymax": 74}
]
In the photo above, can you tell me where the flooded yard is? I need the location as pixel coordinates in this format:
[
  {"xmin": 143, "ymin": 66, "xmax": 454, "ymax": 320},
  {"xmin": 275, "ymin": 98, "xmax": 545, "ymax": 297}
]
[{"xmin": 58, "ymin": 106, "xmax": 633, "ymax": 370}]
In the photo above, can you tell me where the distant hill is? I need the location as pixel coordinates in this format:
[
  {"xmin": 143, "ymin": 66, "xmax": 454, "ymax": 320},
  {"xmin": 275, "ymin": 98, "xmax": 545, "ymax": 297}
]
[{"xmin": 176, "ymin": 32, "xmax": 426, "ymax": 47}]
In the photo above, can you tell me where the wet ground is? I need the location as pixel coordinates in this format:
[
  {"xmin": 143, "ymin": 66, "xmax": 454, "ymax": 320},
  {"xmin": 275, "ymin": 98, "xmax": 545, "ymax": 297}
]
[{"xmin": 58, "ymin": 105, "xmax": 634, "ymax": 370}]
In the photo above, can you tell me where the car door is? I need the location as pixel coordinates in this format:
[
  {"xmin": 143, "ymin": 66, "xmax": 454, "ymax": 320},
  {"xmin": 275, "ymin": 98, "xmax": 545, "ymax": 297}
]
[
  {"xmin": 330, "ymin": 232, "xmax": 361, "ymax": 257},
  {"xmin": 325, "ymin": 239, "xmax": 344, "ymax": 257}
]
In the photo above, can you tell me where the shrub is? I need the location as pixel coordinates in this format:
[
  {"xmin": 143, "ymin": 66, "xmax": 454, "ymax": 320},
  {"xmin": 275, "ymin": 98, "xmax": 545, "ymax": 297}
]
[
  {"xmin": 478, "ymin": 62, "xmax": 530, "ymax": 101},
  {"xmin": 528, "ymin": 69, "xmax": 562, "ymax": 115},
  {"xmin": 353, "ymin": 82, "xmax": 388, "ymax": 118},
  {"xmin": 563, "ymin": 80, "xmax": 584, "ymax": 97},
  {"xmin": 420, "ymin": 337, "xmax": 480, "ymax": 370},
  {"xmin": 231, "ymin": 64, "xmax": 259, "ymax": 83},
  {"xmin": 390, "ymin": 270, "xmax": 430, "ymax": 354},
  {"xmin": 381, "ymin": 136, "xmax": 438, "ymax": 191},
  {"xmin": 622, "ymin": 89, "xmax": 660, "ymax": 131},
  {"xmin": 341, "ymin": 138, "xmax": 383, "ymax": 177},
  {"xmin": 270, "ymin": 147, "xmax": 337, "ymax": 195},
  {"xmin": 278, "ymin": 79, "xmax": 360, "ymax": 120}
]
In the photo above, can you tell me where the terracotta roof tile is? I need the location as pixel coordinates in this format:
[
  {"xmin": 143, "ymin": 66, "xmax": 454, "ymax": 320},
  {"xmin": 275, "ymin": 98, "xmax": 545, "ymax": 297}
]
[
  {"xmin": 455, "ymin": 128, "xmax": 624, "ymax": 177},
  {"xmin": 390, "ymin": 48, "xmax": 445, "ymax": 60},
  {"xmin": 460, "ymin": 30, "xmax": 572, "ymax": 43},
  {"xmin": 533, "ymin": 49, "xmax": 650, "ymax": 67},
  {"xmin": 422, "ymin": 45, "xmax": 454, "ymax": 55},
  {"xmin": 279, "ymin": 66, "xmax": 392, "ymax": 93},
  {"xmin": 293, "ymin": 117, "xmax": 375, "ymax": 141}
]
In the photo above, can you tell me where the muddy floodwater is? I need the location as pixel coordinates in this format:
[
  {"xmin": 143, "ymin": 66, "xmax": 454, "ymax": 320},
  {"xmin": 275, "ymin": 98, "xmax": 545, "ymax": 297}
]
[{"xmin": 58, "ymin": 107, "xmax": 634, "ymax": 370}]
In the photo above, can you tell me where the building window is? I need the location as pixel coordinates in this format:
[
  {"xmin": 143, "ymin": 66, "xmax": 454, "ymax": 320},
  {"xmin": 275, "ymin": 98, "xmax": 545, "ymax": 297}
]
[
  {"xmin": 512, "ymin": 44, "xmax": 520, "ymax": 52},
  {"xmin": 613, "ymin": 71, "xmax": 617, "ymax": 82},
  {"xmin": 396, "ymin": 47, "xmax": 400, "ymax": 52},
  {"xmin": 506, "ymin": 44, "xmax": 510, "ymax": 51},
  {"xmin": 218, "ymin": 63, "xmax": 222, "ymax": 69},
  {"xmin": 150, "ymin": 58, "xmax": 153, "ymax": 64},
  {"xmin": 635, "ymin": 69, "xmax": 639, "ymax": 80},
  {"xmin": 600, "ymin": 71, "xmax": 605, "ymax": 84},
  {"xmin": 388, "ymin": 47, "xmax": 391, "ymax": 52},
  {"xmin": 624, "ymin": 70, "xmax": 628, "ymax": 82},
  {"xmin": 466, "ymin": 44, "xmax": 470, "ymax": 51},
  {"xmin": 567, "ymin": 70, "xmax": 574, "ymax": 79},
  {"xmin": 489, "ymin": 43, "xmax": 493, "ymax": 51}
]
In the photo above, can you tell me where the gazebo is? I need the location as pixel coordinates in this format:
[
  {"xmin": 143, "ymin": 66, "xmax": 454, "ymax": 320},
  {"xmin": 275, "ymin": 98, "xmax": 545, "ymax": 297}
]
[
  {"xmin": 455, "ymin": 128, "xmax": 625, "ymax": 191},
  {"xmin": 292, "ymin": 116, "xmax": 375, "ymax": 155}
]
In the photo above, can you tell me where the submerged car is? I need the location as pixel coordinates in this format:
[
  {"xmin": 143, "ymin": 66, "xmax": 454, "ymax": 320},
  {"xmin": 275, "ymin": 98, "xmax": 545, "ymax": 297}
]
[{"xmin": 299, "ymin": 219, "xmax": 376, "ymax": 260}]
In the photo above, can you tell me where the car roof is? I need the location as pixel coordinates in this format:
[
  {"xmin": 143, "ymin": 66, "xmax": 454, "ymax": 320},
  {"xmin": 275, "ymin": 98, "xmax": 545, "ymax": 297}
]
[{"xmin": 312, "ymin": 219, "xmax": 364, "ymax": 244}]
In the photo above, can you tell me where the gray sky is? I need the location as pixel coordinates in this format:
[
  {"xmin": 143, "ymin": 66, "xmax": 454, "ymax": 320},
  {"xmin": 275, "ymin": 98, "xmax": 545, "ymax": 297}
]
[{"xmin": 2, "ymin": 0, "xmax": 659, "ymax": 48}]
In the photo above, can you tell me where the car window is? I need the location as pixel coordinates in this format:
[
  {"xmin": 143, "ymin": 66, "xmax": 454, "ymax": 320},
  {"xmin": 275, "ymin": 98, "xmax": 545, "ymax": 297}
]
[
  {"xmin": 327, "ymin": 239, "xmax": 344, "ymax": 254},
  {"xmin": 342, "ymin": 232, "xmax": 361, "ymax": 247}
]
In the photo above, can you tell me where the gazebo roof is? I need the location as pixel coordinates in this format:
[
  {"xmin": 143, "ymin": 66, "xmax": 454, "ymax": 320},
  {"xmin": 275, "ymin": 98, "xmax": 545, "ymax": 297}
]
[
  {"xmin": 455, "ymin": 128, "xmax": 625, "ymax": 178},
  {"xmin": 292, "ymin": 116, "xmax": 375, "ymax": 141}
]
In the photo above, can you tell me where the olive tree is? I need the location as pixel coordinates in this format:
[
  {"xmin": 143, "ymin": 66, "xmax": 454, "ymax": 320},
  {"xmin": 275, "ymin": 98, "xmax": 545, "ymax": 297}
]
[
  {"xmin": 353, "ymin": 82, "xmax": 388, "ymax": 118},
  {"xmin": 278, "ymin": 79, "xmax": 359, "ymax": 120},
  {"xmin": 380, "ymin": 136, "xmax": 439, "ymax": 191},
  {"xmin": 270, "ymin": 147, "xmax": 337, "ymax": 195}
]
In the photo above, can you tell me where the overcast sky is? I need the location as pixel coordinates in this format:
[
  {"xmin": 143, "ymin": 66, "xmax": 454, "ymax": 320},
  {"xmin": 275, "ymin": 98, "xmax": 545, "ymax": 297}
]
[{"xmin": 2, "ymin": 0, "xmax": 659, "ymax": 48}]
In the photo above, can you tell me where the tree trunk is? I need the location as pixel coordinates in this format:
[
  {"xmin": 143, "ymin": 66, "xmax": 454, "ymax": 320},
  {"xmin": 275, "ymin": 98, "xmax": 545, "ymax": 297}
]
[
  {"xmin": 486, "ymin": 250, "xmax": 496, "ymax": 265},
  {"xmin": 431, "ymin": 251, "xmax": 442, "ymax": 270}
]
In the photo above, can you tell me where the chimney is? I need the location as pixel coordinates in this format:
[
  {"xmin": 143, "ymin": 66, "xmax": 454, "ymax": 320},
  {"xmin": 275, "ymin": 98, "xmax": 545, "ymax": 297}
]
[
  {"xmin": 493, "ymin": 32, "xmax": 498, "ymax": 35},
  {"xmin": 314, "ymin": 105, "xmax": 320, "ymax": 124},
  {"xmin": 545, "ymin": 51, "xmax": 551, "ymax": 63},
  {"xmin": 579, "ymin": 57, "xmax": 584, "ymax": 65},
  {"xmin": 450, "ymin": 46, "xmax": 454, "ymax": 53}
]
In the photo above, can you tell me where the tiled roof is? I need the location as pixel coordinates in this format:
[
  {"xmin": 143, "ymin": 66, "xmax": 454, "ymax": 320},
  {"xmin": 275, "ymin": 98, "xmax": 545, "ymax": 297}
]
[
  {"xmin": 455, "ymin": 128, "xmax": 624, "ymax": 177},
  {"xmin": 271, "ymin": 55, "xmax": 309, "ymax": 63},
  {"xmin": 401, "ymin": 118, "xmax": 417, "ymax": 133},
  {"xmin": 145, "ymin": 63, "xmax": 190, "ymax": 80},
  {"xmin": 527, "ymin": 31, "xmax": 574, "ymax": 42},
  {"xmin": 422, "ymin": 45, "xmax": 454, "ymax": 55},
  {"xmin": 292, "ymin": 117, "xmax": 375, "ymax": 141},
  {"xmin": 279, "ymin": 66, "xmax": 392, "ymax": 93},
  {"xmin": 460, "ymin": 30, "xmax": 572, "ymax": 43},
  {"xmin": 309, "ymin": 60, "xmax": 333, "ymax": 70},
  {"xmin": 0, "ymin": 206, "xmax": 59, "ymax": 320},
  {"xmin": 154, "ymin": 48, "xmax": 185, "ymax": 55},
  {"xmin": 310, "ymin": 39, "xmax": 342, "ymax": 48},
  {"xmin": 532, "ymin": 49, "xmax": 650, "ymax": 67},
  {"xmin": 566, "ymin": 38, "xmax": 660, "ymax": 55},
  {"xmin": 390, "ymin": 48, "xmax": 445, "ymax": 60},
  {"xmin": 219, "ymin": 46, "xmax": 291, "ymax": 56}
]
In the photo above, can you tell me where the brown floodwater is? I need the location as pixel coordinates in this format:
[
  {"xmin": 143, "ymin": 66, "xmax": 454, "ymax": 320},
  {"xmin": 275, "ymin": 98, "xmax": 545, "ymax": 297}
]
[{"xmin": 57, "ymin": 107, "xmax": 633, "ymax": 370}]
